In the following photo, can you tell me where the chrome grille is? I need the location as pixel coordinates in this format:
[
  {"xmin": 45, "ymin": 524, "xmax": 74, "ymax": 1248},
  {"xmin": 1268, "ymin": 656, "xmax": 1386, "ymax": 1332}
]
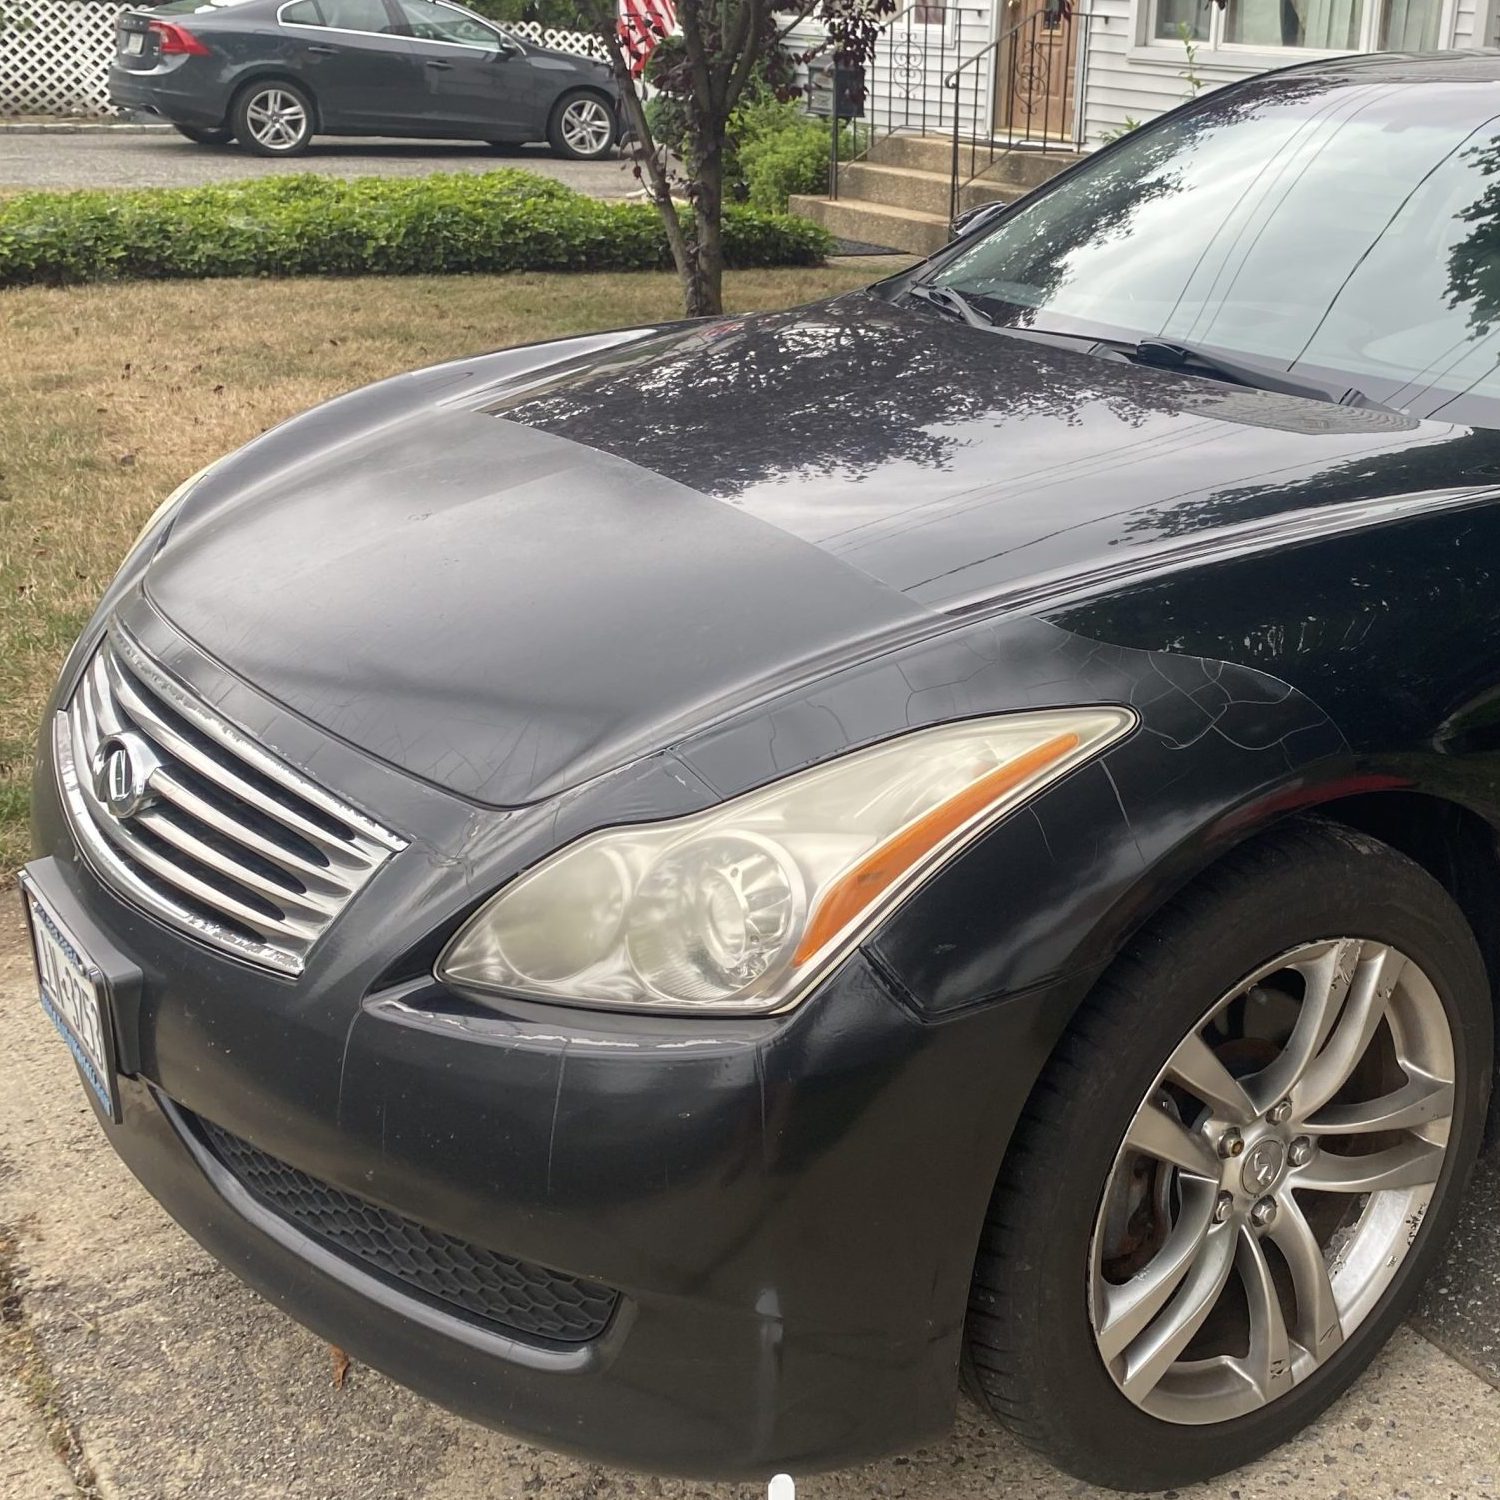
[{"xmin": 54, "ymin": 627, "xmax": 405, "ymax": 975}]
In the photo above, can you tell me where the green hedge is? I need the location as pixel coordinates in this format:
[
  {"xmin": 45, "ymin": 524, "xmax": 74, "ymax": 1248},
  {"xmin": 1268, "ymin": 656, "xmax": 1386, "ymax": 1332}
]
[{"xmin": 0, "ymin": 170, "xmax": 832, "ymax": 287}]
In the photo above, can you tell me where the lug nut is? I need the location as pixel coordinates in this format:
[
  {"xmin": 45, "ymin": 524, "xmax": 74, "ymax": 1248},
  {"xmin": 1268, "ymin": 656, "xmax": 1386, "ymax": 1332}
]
[
  {"xmin": 1214, "ymin": 1192, "xmax": 1234, "ymax": 1224},
  {"xmin": 1288, "ymin": 1136, "xmax": 1314, "ymax": 1167},
  {"xmin": 1218, "ymin": 1128, "xmax": 1245, "ymax": 1159},
  {"xmin": 1250, "ymin": 1197, "xmax": 1278, "ymax": 1228},
  {"xmin": 1268, "ymin": 1098, "xmax": 1293, "ymax": 1125}
]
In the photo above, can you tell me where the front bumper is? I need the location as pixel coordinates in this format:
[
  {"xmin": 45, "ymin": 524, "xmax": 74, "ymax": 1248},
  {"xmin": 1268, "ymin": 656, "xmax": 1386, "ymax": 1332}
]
[{"xmin": 29, "ymin": 766, "xmax": 1081, "ymax": 1480}]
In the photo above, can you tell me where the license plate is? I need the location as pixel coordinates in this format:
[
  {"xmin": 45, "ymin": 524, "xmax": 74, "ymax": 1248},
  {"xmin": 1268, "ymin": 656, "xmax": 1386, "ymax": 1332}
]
[
  {"xmin": 125, "ymin": 31, "xmax": 145, "ymax": 54},
  {"xmin": 23, "ymin": 881, "xmax": 117, "ymax": 1117}
]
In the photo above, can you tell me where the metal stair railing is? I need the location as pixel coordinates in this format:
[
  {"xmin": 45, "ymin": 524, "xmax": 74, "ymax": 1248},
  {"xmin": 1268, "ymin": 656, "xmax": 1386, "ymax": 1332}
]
[
  {"xmin": 829, "ymin": 1, "xmax": 987, "ymax": 200},
  {"xmin": 944, "ymin": 0, "xmax": 1092, "ymax": 221}
]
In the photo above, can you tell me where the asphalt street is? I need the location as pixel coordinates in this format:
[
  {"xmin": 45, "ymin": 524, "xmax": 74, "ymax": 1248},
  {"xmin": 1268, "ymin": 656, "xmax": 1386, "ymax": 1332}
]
[{"xmin": 0, "ymin": 129, "xmax": 639, "ymax": 194}]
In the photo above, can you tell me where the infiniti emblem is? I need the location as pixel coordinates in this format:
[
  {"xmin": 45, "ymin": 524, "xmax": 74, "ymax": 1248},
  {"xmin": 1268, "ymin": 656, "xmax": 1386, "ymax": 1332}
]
[
  {"xmin": 1241, "ymin": 1137, "xmax": 1286, "ymax": 1196},
  {"xmin": 92, "ymin": 732, "xmax": 163, "ymax": 821}
]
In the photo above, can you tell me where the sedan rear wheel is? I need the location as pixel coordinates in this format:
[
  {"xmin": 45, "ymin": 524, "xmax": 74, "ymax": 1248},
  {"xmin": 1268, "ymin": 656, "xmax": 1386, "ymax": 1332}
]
[
  {"xmin": 964, "ymin": 818, "xmax": 1490, "ymax": 1490},
  {"xmin": 231, "ymin": 81, "xmax": 314, "ymax": 157},
  {"xmin": 547, "ymin": 91, "xmax": 615, "ymax": 160}
]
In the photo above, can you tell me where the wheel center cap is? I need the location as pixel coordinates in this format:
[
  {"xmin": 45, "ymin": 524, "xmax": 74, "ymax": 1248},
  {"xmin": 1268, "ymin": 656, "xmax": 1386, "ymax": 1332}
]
[{"xmin": 1240, "ymin": 1137, "xmax": 1286, "ymax": 1195}]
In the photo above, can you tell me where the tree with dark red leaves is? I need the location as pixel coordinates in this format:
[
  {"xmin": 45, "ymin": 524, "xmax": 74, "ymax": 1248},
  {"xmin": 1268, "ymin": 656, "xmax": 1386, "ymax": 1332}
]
[{"xmin": 577, "ymin": 0, "xmax": 894, "ymax": 316}]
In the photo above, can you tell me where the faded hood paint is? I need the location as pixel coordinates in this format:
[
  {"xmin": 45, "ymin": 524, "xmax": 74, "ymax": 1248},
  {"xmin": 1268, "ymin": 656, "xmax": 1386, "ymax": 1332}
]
[{"xmin": 143, "ymin": 292, "xmax": 1496, "ymax": 806}]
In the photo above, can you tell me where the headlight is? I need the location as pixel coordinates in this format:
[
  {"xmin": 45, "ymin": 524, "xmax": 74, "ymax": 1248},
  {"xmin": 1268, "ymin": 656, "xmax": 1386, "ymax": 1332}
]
[{"xmin": 438, "ymin": 707, "xmax": 1135, "ymax": 1015}]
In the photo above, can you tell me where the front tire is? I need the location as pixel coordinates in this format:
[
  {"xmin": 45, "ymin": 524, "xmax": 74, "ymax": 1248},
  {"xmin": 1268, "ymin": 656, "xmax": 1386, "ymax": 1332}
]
[
  {"xmin": 965, "ymin": 818, "xmax": 1491, "ymax": 1491},
  {"xmin": 173, "ymin": 123, "xmax": 233, "ymax": 146},
  {"xmin": 230, "ymin": 80, "xmax": 314, "ymax": 157},
  {"xmin": 547, "ymin": 90, "xmax": 616, "ymax": 160}
]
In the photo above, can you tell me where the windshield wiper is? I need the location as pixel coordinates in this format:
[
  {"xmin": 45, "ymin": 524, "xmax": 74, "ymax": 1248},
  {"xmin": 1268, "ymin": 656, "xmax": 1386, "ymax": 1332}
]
[
  {"xmin": 903, "ymin": 282, "xmax": 1403, "ymax": 416},
  {"xmin": 1109, "ymin": 337, "xmax": 1399, "ymax": 415},
  {"xmin": 904, "ymin": 283, "xmax": 995, "ymax": 330}
]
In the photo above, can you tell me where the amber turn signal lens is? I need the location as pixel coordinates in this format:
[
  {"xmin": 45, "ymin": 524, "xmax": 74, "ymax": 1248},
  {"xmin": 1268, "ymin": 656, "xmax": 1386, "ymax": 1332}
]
[{"xmin": 792, "ymin": 731, "xmax": 1081, "ymax": 964}]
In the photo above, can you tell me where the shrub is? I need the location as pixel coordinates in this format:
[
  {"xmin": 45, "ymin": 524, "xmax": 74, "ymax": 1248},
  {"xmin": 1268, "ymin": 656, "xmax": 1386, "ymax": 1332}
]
[
  {"xmin": 0, "ymin": 170, "xmax": 832, "ymax": 288},
  {"xmin": 732, "ymin": 98, "xmax": 855, "ymax": 212}
]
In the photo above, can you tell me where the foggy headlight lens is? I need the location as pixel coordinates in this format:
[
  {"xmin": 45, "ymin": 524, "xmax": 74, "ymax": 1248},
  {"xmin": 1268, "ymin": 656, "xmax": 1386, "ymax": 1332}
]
[
  {"xmin": 438, "ymin": 707, "xmax": 1135, "ymax": 1015},
  {"xmin": 625, "ymin": 835, "xmax": 804, "ymax": 1003}
]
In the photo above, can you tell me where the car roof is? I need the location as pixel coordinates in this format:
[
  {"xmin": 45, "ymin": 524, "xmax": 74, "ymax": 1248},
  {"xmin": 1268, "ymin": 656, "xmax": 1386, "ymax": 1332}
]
[{"xmin": 1274, "ymin": 47, "xmax": 1500, "ymax": 85}]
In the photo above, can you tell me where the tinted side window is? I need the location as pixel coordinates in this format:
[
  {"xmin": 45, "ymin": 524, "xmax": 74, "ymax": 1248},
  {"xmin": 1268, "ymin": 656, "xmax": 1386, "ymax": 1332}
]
[
  {"xmin": 280, "ymin": 0, "xmax": 324, "ymax": 22},
  {"xmin": 319, "ymin": 0, "xmax": 398, "ymax": 31},
  {"xmin": 394, "ymin": 0, "xmax": 500, "ymax": 46}
]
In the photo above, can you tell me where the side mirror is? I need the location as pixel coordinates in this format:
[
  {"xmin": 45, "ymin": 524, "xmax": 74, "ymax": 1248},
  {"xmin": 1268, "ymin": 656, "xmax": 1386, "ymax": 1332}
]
[{"xmin": 949, "ymin": 199, "xmax": 1009, "ymax": 242}]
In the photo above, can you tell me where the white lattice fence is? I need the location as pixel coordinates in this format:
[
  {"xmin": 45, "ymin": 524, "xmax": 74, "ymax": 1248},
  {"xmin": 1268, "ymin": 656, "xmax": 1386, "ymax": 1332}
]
[
  {"xmin": 0, "ymin": 0, "xmax": 606, "ymax": 119},
  {"xmin": 0, "ymin": 0, "xmax": 128, "ymax": 117},
  {"xmin": 505, "ymin": 20, "xmax": 607, "ymax": 59}
]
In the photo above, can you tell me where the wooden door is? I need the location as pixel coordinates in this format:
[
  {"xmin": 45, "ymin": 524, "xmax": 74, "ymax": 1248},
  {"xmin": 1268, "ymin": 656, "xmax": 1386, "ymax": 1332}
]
[{"xmin": 993, "ymin": 0, "xmax": 1077, "ymax": 142}]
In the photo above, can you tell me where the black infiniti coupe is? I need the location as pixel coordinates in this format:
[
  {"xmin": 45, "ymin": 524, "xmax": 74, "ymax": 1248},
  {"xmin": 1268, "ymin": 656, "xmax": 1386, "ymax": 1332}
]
[{"xmin": 26, "ymin": 51, "xmax": 1500, "ymax": 1492}]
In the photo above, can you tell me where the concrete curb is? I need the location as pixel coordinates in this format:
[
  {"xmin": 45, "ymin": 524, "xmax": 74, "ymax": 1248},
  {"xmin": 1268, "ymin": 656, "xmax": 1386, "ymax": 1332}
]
[{"xmin": 0, "ymin": 122, "xmax": 170, "ymax": 134}]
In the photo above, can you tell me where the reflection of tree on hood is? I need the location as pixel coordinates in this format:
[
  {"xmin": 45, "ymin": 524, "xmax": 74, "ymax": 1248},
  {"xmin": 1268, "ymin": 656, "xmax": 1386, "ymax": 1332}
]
[
  {"xmin": 1114, "ymin": 419, "xmax": 1499, "ymax": 542},
  {"xmin": 493, "ymin": 295, "xmax": 1162, "ymax": 498}
]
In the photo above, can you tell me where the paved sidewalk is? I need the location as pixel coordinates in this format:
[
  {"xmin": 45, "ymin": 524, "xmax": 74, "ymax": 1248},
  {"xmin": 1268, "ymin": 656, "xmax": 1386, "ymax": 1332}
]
[
  {"xmin": 0, "ymin": 133, "xmax": 638, "ymax": 194},
  {"xmin": 3, "ymin": 901, "xmax": 1500, "ymax": 1499}
]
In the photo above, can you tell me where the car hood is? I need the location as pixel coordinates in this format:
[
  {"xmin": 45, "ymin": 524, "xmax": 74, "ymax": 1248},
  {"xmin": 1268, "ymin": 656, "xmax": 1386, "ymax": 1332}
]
[{"xmin": 145, "ymin": 292, "xmax": 1489, "ymax": 806}]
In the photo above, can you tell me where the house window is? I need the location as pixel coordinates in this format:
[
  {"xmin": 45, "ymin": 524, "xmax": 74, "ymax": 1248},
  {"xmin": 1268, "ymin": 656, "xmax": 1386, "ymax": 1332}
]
[
  {"xmin": 1225, "ymin": 0, "xmax": 1363, "ymax": 47},
  {"xmin": 1150, "ymin": 0, "xmax": 1444, "ymax": 51},
  {"xmin": 1153, "ymin": 0, "xmax": 1209, "ymax": 39}
]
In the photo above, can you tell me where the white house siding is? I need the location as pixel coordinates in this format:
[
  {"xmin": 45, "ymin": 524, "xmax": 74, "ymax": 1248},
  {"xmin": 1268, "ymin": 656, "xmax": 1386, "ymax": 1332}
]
[
  {"xmin": 1077, "ymin": 0, "xmax": 1197, "ymax": 143},
  {"xmin": 1079, "ymin": 0, "xmax": 1498, "ymax": 148},
  {"xmin": 781, "ymin": 4, "xmax": 997, "ymax": 143}
]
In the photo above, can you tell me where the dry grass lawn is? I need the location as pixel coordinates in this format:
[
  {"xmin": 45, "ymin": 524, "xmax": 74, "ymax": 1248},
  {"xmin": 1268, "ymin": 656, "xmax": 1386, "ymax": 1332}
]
[{"xmin": 0, "ymin": 264, "xmax": 882, "ymax": 872}]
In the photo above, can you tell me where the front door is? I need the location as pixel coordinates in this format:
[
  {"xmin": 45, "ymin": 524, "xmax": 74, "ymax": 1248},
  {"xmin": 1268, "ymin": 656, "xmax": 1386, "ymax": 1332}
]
[{"xmin": 993, "ymin": 0, "xmax": 1077, "ymax": 142}]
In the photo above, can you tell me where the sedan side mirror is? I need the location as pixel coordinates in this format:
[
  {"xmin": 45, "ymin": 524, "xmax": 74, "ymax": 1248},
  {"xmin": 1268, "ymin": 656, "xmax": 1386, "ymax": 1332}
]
[{"xmin": 949, "ymin": 199, "xmax": 1009, "ymax": 242}]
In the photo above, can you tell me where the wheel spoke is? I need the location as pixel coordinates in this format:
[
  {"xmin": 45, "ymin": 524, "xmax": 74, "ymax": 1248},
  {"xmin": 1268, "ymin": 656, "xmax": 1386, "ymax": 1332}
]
[
  {"xmin": 1120, "ymin": 1222, "xmax": 1238, "ymax": 1402},
  {"xmin": 1236, "ymin": 1226, "xmax": 1294, "ymax": 1401},
  {"xmin": 1293, "ymin": 1136, "xmax": 1443, "ymax": 1193},
  {"xmin": 1293, "ymin": 944, "xmax": 1405, "ymax": 1118},
  {"xmin": 1305, "ymin": 1069, "xmax": 1454, "ymax": 1136},
  {"xmin": 1096, "ymin": 1182, "xmax": 1216, "ymax": 1362},
  {"xmin": 1265, "ymin": 1190, "xmax": 1343, "ymax": 1362},
  {"xmin": 1125, "ymin": 1101, "xmax": 1222, "ymax": 1180},
  {"xmin": 1165, "ymin": 1031, "xmax": 1257, "ymax": 1124},
  {"xmin": 1245, "ymin": 938, "xmax": 1361, "ymax": 1111}
]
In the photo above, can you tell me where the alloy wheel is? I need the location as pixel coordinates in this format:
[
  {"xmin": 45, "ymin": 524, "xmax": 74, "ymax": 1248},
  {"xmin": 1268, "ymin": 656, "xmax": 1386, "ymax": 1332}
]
[
  {"xmin": 559, "ymin": 97, "xmax": 613, "ymax": 157},
  {"xmin": 244, "ymin": 88, "xmax": 309, "ymax": 152},
  {"xmin": 1089, "ymin": 936, "xmax": 1454, "ymax": 1425}
]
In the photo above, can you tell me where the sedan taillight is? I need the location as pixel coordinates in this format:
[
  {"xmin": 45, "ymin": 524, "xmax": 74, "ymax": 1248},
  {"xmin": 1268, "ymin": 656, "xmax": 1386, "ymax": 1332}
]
[{"xmin": 149, "ymin": 20, "xmax": 211, "ymax": 55}]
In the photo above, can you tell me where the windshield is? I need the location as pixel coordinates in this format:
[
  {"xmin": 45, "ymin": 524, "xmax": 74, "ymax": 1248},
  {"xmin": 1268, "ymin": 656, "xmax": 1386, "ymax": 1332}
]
[{"xmin": 932, "ymin": 71, "xmax": 1500, "ymax": 427}]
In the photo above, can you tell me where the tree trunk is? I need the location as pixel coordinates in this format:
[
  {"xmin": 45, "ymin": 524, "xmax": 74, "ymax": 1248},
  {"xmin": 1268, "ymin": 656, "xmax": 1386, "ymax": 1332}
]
[{"xmin": 684, "ymin": 129, "xmax": 726, "ymax": 317}]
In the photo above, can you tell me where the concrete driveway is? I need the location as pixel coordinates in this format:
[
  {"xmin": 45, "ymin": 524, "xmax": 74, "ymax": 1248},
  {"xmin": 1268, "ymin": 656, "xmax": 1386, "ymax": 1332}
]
[
  {"xmin": 0, "ymin": 130, "xmax": 638, "ymax": 195},
  {"xmin": 3, "ymin": 901, "xmax": 1500, "ymax": 1500}
]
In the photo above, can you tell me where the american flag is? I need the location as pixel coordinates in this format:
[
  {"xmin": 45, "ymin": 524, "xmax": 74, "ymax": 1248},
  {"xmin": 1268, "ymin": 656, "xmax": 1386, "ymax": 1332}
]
[{"xmin": 618, "ymin": 0, "xmax": 676, "ymax": 74}]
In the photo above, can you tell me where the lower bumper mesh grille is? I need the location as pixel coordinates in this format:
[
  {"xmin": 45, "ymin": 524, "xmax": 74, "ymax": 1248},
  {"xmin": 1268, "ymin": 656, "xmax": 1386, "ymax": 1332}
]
[{"xmin": 193, "ymin": 1115, "xmax": 618, "ymax": 1345}]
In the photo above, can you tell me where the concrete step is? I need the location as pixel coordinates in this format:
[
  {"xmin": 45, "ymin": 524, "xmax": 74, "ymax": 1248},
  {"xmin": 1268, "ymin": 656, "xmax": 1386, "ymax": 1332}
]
[
  {"xmin": 788, "ymin": 194, "xmax": 951, "ymax": 256},
  {"xmin": 866, "ymin": 132, "xmax": 1086, "ymax": 189},
  {"xmin": 835, "ymin": 162, "xmax": 1026, "ymax": 219}
]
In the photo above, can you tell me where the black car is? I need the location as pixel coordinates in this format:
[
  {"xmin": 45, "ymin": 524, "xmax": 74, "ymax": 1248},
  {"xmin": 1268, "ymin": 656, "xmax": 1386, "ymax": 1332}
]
[
  {"xmin": 108, "ymin": 0, "xmax": 620, "ymax": 158},
  {"xmin": 26, "ymin": 51, "xmax": 1500, "ymax": 1493}
]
